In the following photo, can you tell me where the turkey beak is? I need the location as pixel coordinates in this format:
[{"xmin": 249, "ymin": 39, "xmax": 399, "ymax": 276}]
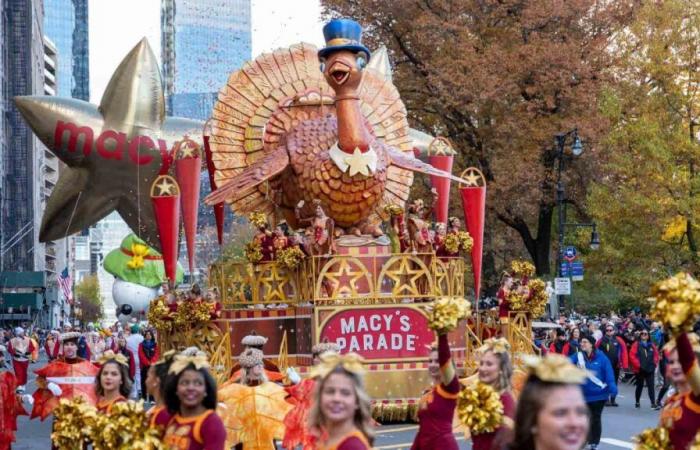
[{"xmin": 328, "ymin": 60, "xmax": 351, "ymax": 86}]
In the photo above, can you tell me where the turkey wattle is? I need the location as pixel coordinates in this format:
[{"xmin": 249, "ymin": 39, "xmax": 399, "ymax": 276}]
[{"xmin": 205, "ymin": 26, "xmax": 463, "ymax": 235}]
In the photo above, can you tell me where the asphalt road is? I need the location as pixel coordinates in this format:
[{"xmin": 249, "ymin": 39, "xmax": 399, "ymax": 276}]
[{"xmin": 10, "ymin": 357, "xmax": 656, "ymax": 450}]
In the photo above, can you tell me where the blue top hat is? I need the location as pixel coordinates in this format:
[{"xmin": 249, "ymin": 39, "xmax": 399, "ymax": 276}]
[{"xmin": 318, "ymin": 18, "xmax": 371, "ymax": 60}]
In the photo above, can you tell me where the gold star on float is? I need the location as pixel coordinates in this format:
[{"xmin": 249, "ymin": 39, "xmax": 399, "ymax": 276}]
[
  {"xmin": 178, "ymin": 139, "xmax": 200, "ymax": 159},
  {"xmin": 319, "ymin": 258, "xmax": 370, "ymax": 299},
  {"xmin": 461, "ymin": 168, "xmax": 485, "ymax": 187},
  {"xmin": 384, "ymin": 256, "xmax": 429, "ymax": 297},
  {"xmin": 13, "ymin": 39, "xmax": 203, "ymax": 251},
  {"xmin": 154, "ymin": 177, "xmax": 177, "ymax": 196},
  {"xmin": 344, "ymin": 147, "xmax": 377, "ymax": 177}
]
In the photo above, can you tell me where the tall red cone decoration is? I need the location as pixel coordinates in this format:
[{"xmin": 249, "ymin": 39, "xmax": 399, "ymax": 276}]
[
  {"xmin": 427, "ymin": 137, "xmax": 455, "ymax": 224},
  {"xmin": 459, "ymin": 167, "xmax": 486, "ymax": 301},
  {"xmin": 151, "ymin": 175, "xmax": 181, "ymax": 284},
  {"xmin": 174, "ymin": 138, "xmax": 201, "ymax": 273},
  {"xmin": 203, "ymin": 120, "xmax": 224, "ymax": 245}
]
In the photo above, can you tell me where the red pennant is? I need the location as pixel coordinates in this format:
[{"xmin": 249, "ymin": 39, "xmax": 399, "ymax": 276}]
[
  {"xmin": 428, "ymin": 154, "xmax": 454, "ymax": 223},
  {"xmin": 151, "ymin": 175, "xmax": 181, "ymax": 284},
  {"xmin": 459, "ymin": 168, "xmax": 487, "ymax": 301},
  {"xmin": 174, "ymin": 139, "xmax": 201, "ymax": 273},
  {"xmin": 203, "ymin": 126, "xmax": 225, "ymax": 246}
]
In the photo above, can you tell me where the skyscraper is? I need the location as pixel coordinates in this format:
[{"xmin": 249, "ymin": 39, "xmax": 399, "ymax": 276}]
[
  {"xmin": 161, "ymin": 0, "xmax": 252, "ymax": 120},
  {"xmin": 43, "ymin": 0, "xmax": 90, "ymax": 100},
  {"xmin": 0, "ymin": 0, "xmax": 47, "ymax": 273}
]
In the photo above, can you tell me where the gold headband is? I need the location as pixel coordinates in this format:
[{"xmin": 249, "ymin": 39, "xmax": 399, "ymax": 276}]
[
  {"xmin": 168, "ymin": 352, "xmax": 210, "ymax": 375},
  {"xmin": 478, "ymin": 337, "xmax": 511, "ymax": 355},
  {"xmin": 98, "ymin": 350, "xmax": 129, "ymax": 368},
  {"xmin": 523, "ymin": 354, "xmax": 588, "ymax": 384},
  {"xmin": 155, "ymin": 349, "xmax": 177, "ymax": 366},
  {"xmin": 309, "ymin": 352, "xmax": 365, "ymax": 379}
]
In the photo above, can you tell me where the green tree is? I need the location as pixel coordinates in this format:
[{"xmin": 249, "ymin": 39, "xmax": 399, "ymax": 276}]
[
  {"xmin": 74, "ymin": 274, "xmax": 103, "ymax": 323},
  {"xmin": 321, "ymin": 0, "xmax": 635, "ymax": 287},
  {"xmin": 587, "ymin": 0, "xmax": 700, "ymax": 302}
]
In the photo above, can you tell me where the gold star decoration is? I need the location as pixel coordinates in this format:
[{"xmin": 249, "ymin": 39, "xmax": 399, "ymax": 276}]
[
  {"xmin": 178, "ymin": 139, "xmax": 200, "ymax": 159},
  {"xmin": 344, "ymin": 147, "xmax": 378, "ymax": 177},
  {"xmin": 153, "ymin": 177, "xmax": 178, "ymax": 197},
  {"xmin": 13, "ymin": 39, "xmax": 203, "ymax": 251},
  {"xmin": 461, "ymin": 167, "xmax": 485, "ymax": 187}
]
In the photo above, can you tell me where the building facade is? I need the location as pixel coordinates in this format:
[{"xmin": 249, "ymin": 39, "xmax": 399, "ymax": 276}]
[{"xmin": 161, "ymin": 0, "xmax": 252, "ymax": 120}]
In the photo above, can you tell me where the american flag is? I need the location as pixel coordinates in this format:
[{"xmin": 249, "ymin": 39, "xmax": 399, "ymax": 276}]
[{"xmin": 58, "ymin": 267, "xmax": 73, "ymax": 304}]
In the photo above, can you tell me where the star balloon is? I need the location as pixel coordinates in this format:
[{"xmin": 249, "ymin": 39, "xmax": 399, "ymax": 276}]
[{"xmin": 14, "ymin": 38, "xmax": 203, "ymax": 251}]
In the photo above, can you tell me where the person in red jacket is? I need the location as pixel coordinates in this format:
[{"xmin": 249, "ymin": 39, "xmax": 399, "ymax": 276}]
[
  {"xmin": 549, "ymin": 328, "xmax": 568, "ymax": 354},
  {"xmin": 138, "ymin": 329, "xmax": 159, "ymax": 403},
  {"xmin": 596, "ymin": 325, "xmax": 629, "ymax": 406},
  {"xmin": 629, "ymin": 329, "xmax": 660, "ymax": 409},
  {"xmin": 115, "ymin": 335, "xmax": 136, "ymax": 381}
]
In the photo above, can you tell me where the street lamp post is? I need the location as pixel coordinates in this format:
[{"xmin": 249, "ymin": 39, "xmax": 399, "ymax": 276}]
[{"xmin": 555, "ymin": 129, "xmax": 600, "ymax": 314}]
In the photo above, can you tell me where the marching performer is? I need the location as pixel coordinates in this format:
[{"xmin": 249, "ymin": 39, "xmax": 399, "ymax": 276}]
[
  {"xmin": 44, "ymin": 331, "xmax": 61, "ymax": 362},
  {"xmin": 218, "ymin": 348, "xmax": 291, "ymax": 449},
  {"xmin": 412, "ymin": 333, "xmax": 459, "ymax": 450},
  {"xmin": 470, "ymin": 337, "xmax": 516, "ymax": 450},
  {"xmin": 509, "ymin": 354, "xmax": 589, "ymax": 450},
  {"xmin": 31, "ymin": 331, "xmax": 100, "ymax": 420},
  {"xmin": 0, "ymin": 344, "xmax": 32, "ymax": 450},
  {"xmin": 8, "ymin": 327, "xmax": 35, "ymax": 393},
  {"xmin": 162, "ymin": 348, "xmax": 226, "ymax": 450},
  {"xmin": 282, "ymin": 341, "xmax": 340, "ymax": 450},
  {"xmin": 144, "ymin": 349, "xmax": 176, "ymax": 434},
  {"xmin": 94, "ymin": 350, "xmax": 131, "ymax": 414},
  {"xmin": 658, "ymin": 332, "xmax": 700, "ymax": 449},
  {"xmin": 308, "ymin": 352, "xmax": 374, "ymax": 450}
]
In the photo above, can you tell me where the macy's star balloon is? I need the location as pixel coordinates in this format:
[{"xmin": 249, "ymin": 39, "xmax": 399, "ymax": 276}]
[{"xmin": 13, "ymin": 38, "xmax": 203, "ymax": 251}]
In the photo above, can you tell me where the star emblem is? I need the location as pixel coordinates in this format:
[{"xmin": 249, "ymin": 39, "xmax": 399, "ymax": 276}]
[
  {"xmin": 344, "ymin": 148, "xmax": 377, "ymax": 177},
  {"xmin": 461, "ymin": 168, "xmax": 484, "ymax": 187},
  {"xmin": 13, "ymin": 39, "xmax": 203, "ymax": 251},
  {"xmin": 178, "ymin": 139, "xmax": 200, "ymax": 159},
  {"xmin": 153, "ymin": 177, "xmax": 178, "ymax": 197}
]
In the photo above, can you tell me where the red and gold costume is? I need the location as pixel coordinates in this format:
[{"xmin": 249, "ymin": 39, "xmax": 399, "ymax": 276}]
[
  {"xmin": 412, "ymin": 334, "xmax": 460, "ymax": 450},
  {"xmin": 471, "ymin": 390, "xmax": 515, "ymax": 450},
  {"xmin": 162, "ymin": 409, "xmax": 227, "ymax": 450},
  {"xmin": 96, "ymin": 395, "xmax": 127, "ymax": 414},
  {"xmin": 317, "ymin": 430, "xmax": 372, "ymax": 450},
  {"xmin": 31, "ymin": 356, "xmax": 99, "ymax": 420},
  {"xmin": 0, "ymin": 370, "xmax": 28, "ymax": 450},
  {"xmin": 497, "ymin": 287, "xmax": 509, "ymax": 323},
  {"xmin": 44, "ymin": 336, "xmax": 61, "ymax": 361},
  {"xmin": 8, "ymin": 335, "xmax": 35, "ymax": 386},
  {"xmin": 282, "ymin": 377, "xmax": 318, "ymax": 450},
  {"xmin": 148, "ymin": 404, "xmax": 173, "ymax": 436},
  {"xmin": 659, "ymin": 332, "xmax": 700, "ymax": 449}
]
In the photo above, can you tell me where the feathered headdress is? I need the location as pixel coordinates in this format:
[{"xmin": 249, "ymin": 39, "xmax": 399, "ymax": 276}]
[
  {"xmin": 98, "ymin": 350, "xmax": 129, "ymax": 368},
  {"xmin": 478, "ymin": 337, "xmax": 511, "ymax": 355}
]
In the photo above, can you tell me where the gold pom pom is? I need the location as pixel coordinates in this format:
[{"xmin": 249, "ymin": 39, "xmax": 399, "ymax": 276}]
[
  {"xmin": 510, "ymin": 260, "xmax": 535, "ymax": 278},
  {"xmin": 426, "ymin": 297, "xmax": 472, "ymax": 333},
  {"xmin": 633, "ymin": 426, "xmax": 670, "ymax": 450},
  {"xmin": 526, "ymin": 278, "xmax": 548, "ymax": 317},
  {"xmin": 457, "ymin": 381, "xmax": 504, "ymax": 435},
  {"xmin": 51, "ymin": 397, "xmax": 93, "ymax": 449},
  {"xmin": 689, "ymin": 429, "xmax": 700, "ymax": 450},
  {"xmin": 507, "ymin": 290, "xmax": 527, "ymax": 312},
  {"xmin": 444, "ymin": 233, "xmax": 460, "ymax": 254},
  {"xmin": 90, "ymin": 400, "xmax": 164, "ymax": 449},
  {"xmin": 275, "ymin": 246, "xmax": 305, "ymax": 270},
  {"xmin": 648, "ymin": 272, "xmax": 700, "ymax": 334},
  {"xmin": 147, "ymin": 296, "xmax": 172, "ymax": 333},
  {"xmin": 245, "ymin": 241, "xmax": 263, "ymax": 263},
  {"xmin": 384, "ymin": 204, "xmax": 404, "ymax": 217},
  {"xmin": 248, "ymin": 212, "xmax": 268, "ymax": 228},
  {"xmin": 457, "ymin": 231, "xmax": 473, "ymax": 252},
  {"xmin": 174, "ymin": 300, "xmax": 212, "ymax": 328}
]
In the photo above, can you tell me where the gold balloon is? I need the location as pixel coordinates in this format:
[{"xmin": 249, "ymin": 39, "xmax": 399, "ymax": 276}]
[{"xmin": 14, "ymin": 38, "xmax": 203, "ymax": 250}]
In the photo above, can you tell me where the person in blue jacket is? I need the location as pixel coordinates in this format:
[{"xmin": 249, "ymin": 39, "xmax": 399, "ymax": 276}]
[{"xmin": 570, "ymin": 333, "xmax": 617, "ymax": 450}]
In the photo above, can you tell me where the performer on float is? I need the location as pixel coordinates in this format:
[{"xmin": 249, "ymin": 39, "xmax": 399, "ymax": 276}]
[
  {"xmin": 497, "ymin": 272, "xmax": 514, "ymax": 337},
  {"xmin": 469, "ymin": 337, "xmax": 516, "ymax": 450},
  {"xmin": 218, "ymin": 348, "xmax": 291, "ymax": 450},
  {"xmin": 8, "ymin": 327, "xmax": 35, "ymax": 393},
  {"xmin": 273, "ymin": 221, "xmax": 291, "ymax": 253},
  {"xmin": 31, "ymin": 331, "xmax": 100, "ymax": 420},
  {"xmin": 162, "ymin": 348, "xmax": 226, "ymax": 450},
  {"xmin": 44, "ymin": 331, "xmax": 61, "ymax": 362},
  {"xmin": 295, "ymin": 199, "xmax": 335, "ymax": 255},
  {"xmin": 308, "ymin": 352, "xmax": 374, "ymax": 450},
  {"xmin": 384, "ymin": 204, "xmax": 409, "ymax": 253},
  {"xmin": 226, "ymin": 332, "xmax": 284, "ymax": 383},
  {"xmin": 282, "ymin": 341, "xmax": 340, "ymax": 450},
  {"xmin": 144, "ymin": 349, "xmax": 176, "ymax": 434},
  {"xmin": 509, "ymin": 354, "xmax": 589, "ymax": 450},
  {"xmin": 0, "ymin": 344, "xmax": 32, "ymax": 450},
  {"xmin": 94, "ymin": 350, "xmax": 131, "ymax": 414},
  {"xmin": 411, "ymin": 331, "xmax": 461, "ymax": 450},
  {"xmin": 658, "ymin": 332, "xmax": 700, "ymax": 449},
  {"xmin": 433, "ymin": 222, "xmax": 450, "ymax": 258},
  {"xmin": 251, "ymin": 213, "xmax": 276, "ymax": 262},
  {"xmin": 406, "ymin": 189, "xmax": 438, "ymax": 254}
]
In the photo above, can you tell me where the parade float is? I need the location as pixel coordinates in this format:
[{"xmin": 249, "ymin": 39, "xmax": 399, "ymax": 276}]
[{"xmin": 13, "ymin": 22, "xmax": 545, "ymax": 421}]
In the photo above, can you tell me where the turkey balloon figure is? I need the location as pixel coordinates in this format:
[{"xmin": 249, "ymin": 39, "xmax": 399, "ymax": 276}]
[{"xmin": 205, "ymin": 19, "xmax": 466, "ymax": 235}]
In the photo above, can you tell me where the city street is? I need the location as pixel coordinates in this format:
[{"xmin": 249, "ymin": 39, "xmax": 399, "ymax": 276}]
[{"xmin": 11, "ymin": 356, "xmax": 657, "ymax": 450}]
